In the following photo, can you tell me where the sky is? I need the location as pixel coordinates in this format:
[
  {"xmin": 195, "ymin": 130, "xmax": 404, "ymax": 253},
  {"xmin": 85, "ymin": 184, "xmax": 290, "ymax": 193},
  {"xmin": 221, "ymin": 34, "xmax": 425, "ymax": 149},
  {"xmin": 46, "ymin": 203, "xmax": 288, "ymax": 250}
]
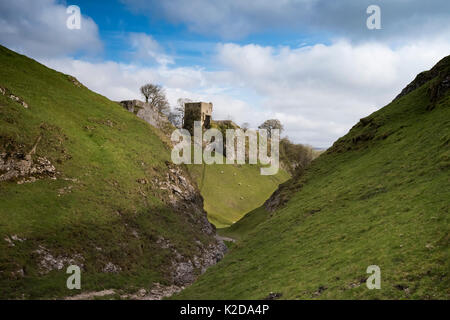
[{"xmin": 0, "ymin": 0, "xmax": 449, "ymax": 148}]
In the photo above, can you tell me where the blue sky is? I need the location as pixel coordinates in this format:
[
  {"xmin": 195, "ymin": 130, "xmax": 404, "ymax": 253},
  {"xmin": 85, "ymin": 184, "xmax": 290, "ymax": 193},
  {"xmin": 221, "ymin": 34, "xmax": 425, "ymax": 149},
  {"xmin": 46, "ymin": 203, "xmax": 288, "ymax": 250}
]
[
  {"xmin": 0, "ymin": 0, "xmax": 449, "ymax": 147},
  {"xmin": 69, "ymin": 0, "xmax": 191, "ymax": 62},
  {"xmin": 70, "ymin": 0, "xmax": 332, "ymax": 66}
]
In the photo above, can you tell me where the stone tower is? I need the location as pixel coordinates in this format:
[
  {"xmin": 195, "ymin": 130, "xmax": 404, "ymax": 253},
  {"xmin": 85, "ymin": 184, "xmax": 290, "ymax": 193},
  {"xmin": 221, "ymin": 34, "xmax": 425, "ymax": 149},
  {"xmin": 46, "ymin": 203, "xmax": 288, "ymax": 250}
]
[{"xmin": 183, "ymin": 102, "xmax": 212, "ymax": 134}]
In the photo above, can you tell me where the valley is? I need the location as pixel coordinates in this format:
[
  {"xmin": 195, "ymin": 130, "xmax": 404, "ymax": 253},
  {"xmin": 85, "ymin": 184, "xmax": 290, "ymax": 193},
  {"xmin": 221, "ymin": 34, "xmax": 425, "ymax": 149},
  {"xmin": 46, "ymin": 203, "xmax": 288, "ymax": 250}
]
[{"xmin": 0, "ymin": 45, "xmax": 448, "ymax": 301}]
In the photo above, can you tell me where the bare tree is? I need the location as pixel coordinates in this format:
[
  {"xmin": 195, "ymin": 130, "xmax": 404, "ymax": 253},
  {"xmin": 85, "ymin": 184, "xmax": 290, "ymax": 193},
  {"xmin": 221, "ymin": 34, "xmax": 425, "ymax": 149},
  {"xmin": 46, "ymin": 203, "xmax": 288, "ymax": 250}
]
[
  {"xmin": 140, "ymin": 84, "xmax": 153, "ymax": 103},
  {"xmin": 177, "ymin": 98, "xmax": 191, "ymax": 123},
  {"xmin": 241, "ymin": 122, "xmax": 250, "ymax": 131},
  {"xmin": 168, "ymin": 112, "xmax": 181, "ymax": 127},
  {"xmin": 167, "ymin": 98, "xmax": 192, "ymax": 128},
  {"xmin": 140, "ymin": 83, "xmax": 170, "ymax": 116},
  {"xmin": 258, "ymin": 119, "xmax": 284, "ymax": 137}
]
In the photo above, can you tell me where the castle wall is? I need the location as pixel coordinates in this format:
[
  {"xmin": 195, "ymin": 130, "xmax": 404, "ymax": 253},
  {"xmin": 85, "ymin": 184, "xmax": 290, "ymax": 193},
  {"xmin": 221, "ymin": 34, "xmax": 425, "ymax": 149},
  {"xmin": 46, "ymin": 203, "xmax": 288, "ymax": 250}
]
[{"xmin": 183, "ymin": 102, "xmax": 213, "ymax": 134}]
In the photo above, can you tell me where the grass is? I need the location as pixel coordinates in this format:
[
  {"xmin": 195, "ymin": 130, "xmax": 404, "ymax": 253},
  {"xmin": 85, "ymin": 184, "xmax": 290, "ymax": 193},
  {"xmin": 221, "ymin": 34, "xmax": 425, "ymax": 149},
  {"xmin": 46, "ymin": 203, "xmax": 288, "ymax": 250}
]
[
  {"xmin": 0, "ymin": 45, "xmax": 215, "ymax": 299},
  {"xmin": 186, "ymin": 118, "xmax": 290, "ymax": 228},
  {"xmin": 217, "ymin": 206, "xmax": 270, "ymax": 241},
  {"xmin": 188, "ymin": 162, "xmax": 289, "ymax": 227},
  {"xmin": 175, "ymin": 56, "xmax": 450, "ymax": 299}
]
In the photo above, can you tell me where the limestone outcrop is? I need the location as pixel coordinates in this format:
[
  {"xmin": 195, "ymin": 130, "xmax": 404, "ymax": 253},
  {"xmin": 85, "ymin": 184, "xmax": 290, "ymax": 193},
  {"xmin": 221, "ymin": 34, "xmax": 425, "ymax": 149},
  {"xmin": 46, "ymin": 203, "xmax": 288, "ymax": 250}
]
[
  {"xmin": 153, "ymin": 161, "xmax": 227, "ymax": 286},
  {"xmin": 119, "ymin": 99, "xmax": 170, "ymax": 129}
]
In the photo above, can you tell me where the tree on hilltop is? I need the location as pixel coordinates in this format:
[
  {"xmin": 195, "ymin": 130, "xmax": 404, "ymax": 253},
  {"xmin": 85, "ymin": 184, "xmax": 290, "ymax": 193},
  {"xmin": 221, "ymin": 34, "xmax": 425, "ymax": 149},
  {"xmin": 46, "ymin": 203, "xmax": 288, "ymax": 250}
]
[
  {"xmin": 168, "ymin": 98, "xmax": 192, "ymax": 127},
  {"xmin": 258, "ymin": 119, "xmax": 284, "ymax": 137},
  {"xmin": 140, "ymin": 83, "xmax": 170, "ymax": 116}
]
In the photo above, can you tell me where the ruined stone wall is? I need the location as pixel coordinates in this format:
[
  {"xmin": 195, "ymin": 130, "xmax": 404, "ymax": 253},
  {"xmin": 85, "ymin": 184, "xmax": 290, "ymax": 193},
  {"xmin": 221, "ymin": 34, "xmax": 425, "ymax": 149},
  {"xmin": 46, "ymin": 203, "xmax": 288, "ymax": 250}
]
[
  {"xmin": 183, "ymin": 102, "xmax": 212, "ymax": 134},
  {"xmin": 119, "ymin": 99, "xmax": 170, "ymax": 129},
  {"xmin": 183, "ymin": 103, "xmax": 202, "ymax": 134}
]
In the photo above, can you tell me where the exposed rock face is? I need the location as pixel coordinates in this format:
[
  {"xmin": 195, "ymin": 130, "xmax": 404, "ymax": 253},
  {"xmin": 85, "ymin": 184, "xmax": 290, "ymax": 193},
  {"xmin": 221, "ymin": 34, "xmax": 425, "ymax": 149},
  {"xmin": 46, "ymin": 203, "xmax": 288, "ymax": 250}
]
[
  {"xmin": 0, "ymin": 133, "xmax": 60, "ymax": 183},
  {"xmin": 394, "ymin": 55, "xmax": 450, "ymax": 103},
  {"xmin": 173, "ymin": 260, "xmax": 195, "ymax": 285},
  {"xmin": 264, "ymin": 184, "xmax": 290, "ymax": 213},
  {"xmin": 194, "ymin": 242, "xmax": 228, "ymax": 275},
  {"xmin": 66, "ymin": 75, "xmax": 83, "ymax": 88},
  {"xmin": 4, "ymin": 234, "xmax": 26, "ymax": 247},
  {"xmin": 0, "ymin": 85, "xmax": 29, "ymax": 108},
  {"xmin": 427, "ymin": 74, "xmax": 450, "ymax": 109},
  {"xmin": 66, "ymin": 283, "xmax": 184, "ymax": 300},
  {"xmin": 263, "ymin": 174, "xmax": 304, "ymax": 213},
  {"xmin": 34, "ymin": 245, "xmax": 84, "ymax": 275},
  {"xmin": 119, "ymin": 100, "xmax": 170, "ymax": 130},
  {"xmin": 153, "ymin": 161, "xmax": 227, "ymax": 287},
  {"xmin": 264, "ymin": 292, "xmax": 283, "ymax": 300},
  {"xmin": 154, "ymin": 161, "xmax": 217, "ymax": 236},
  {"xmin": 170, "ymin": 242, "xmax": 227, "ymax": 286},
  {"xmin": 120, "ymin": 283, "xmax": 185, "ymax": 300},
  {"xmin": 65, "ymin": 289, "xmax": 116, "ymax": 300},
  {"xmin": 102, "ymin": 262, "xmax": 122, "ymax": 273},
  {"xmin": 0, "ymin": 152, "xmax": 56, "ymax": 182}
]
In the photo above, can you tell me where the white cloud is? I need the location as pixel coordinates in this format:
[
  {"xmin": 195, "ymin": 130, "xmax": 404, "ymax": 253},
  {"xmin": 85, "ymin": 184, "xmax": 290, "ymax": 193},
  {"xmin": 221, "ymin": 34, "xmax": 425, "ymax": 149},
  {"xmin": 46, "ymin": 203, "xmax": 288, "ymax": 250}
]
[
  {"xmin": 128, "ymin": 33, "xmax": 174, "ymax": 66},
  {"xmin": 214, "ymin": 39, "xmax": 449, "ymax": 146},
  {"xmin": 0, "ymin": 0, "xmax": 102, "ymax": 58},
  {"xmin": 41, "ymin": 57, "xmax": 258, "ymax": 125},
  {"xmin": 42, "ymin": 36, "xmax": 449, "ymax": 147},
  {"xmin": 3, "ymin": 1, "xmax": 447, "ymax": 147},
  {"xmin": 122, "ymin": 0, "xmax": 450, "ymax": 41}
]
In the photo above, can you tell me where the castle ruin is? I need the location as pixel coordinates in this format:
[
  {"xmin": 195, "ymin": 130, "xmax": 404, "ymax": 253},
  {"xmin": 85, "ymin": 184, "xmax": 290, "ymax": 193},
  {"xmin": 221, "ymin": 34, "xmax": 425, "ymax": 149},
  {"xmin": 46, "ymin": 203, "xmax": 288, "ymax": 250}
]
[{"xmin": 183, "ymin": 102, "xmax": 212, "ymax": 133}]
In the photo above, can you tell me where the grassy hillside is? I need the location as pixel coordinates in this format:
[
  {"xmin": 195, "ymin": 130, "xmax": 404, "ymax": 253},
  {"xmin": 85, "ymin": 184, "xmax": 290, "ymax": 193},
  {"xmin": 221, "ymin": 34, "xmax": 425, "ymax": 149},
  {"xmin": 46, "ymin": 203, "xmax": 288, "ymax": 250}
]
[
  {"xmin": 0, "ymin": 45, "xmax": 219, "ymax": 299},
  {"xmin": 188, "ymin": 163, "xmax": 289, "ymax": 227},
  {"xmin": 186, "ymin": 118, "xmax": 290, "ymax": 228},
  {"xmin": 176, "ymin": 56, "xmax": 450, "ymax": 299},
  {"xmin": 217, "ymin": 206, "xmax": 270, "ymax": 241}
]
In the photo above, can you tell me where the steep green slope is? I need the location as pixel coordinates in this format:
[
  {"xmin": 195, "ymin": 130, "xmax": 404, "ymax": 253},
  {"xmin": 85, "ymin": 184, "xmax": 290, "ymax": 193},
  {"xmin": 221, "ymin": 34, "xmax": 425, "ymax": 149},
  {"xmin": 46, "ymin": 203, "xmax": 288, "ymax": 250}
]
[
  {"xmin": 188, "ymin": 163, "xmax": 289, "ymax": 227},
  {"xmin": 217, "ymin": 206, "xmax": 269, "ymax": 241},
  {"xmin": 0, "ymin": 46, "xmax": 222, "ymax": 299},
  {"xmin": 176, "ymin": 56, "xmax": 450, "ymax": 299},
  {"xmin": 187, "ymin": 118, "xmax": 290, "ymax": 228}
]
